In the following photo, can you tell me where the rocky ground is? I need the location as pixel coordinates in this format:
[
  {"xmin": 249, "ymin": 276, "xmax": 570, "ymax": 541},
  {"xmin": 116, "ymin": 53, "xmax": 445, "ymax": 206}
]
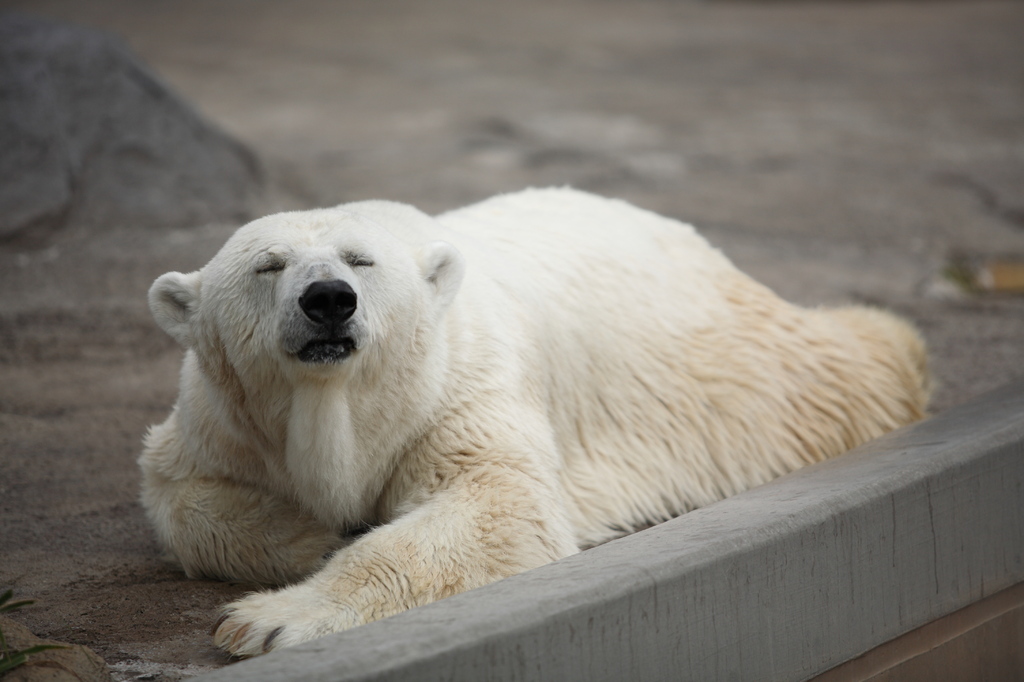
[{"xmin": 1, "ymin": 1, "xmax": 1022, "ymax": 679}]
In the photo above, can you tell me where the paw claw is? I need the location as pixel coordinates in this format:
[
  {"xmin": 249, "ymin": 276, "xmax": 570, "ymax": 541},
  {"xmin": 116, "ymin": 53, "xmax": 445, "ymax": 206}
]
[
  {"xmin": 229, "ymin": 623, "xmax": 252, "ymax": 650},
  {"xmin": 263, "ymin": 625, "xmax": 285, "ymax": 653},
  {"xmin": 210, "ymin": 611, "xmax": 231, "ymax": 637}
]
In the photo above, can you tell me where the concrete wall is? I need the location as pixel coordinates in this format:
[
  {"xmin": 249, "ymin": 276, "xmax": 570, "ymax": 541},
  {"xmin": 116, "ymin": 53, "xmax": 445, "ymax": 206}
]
[
  {"xmin": 198, "ymin": 380, "xmax": 1024, "ymax": 682},
  {"xmin": 815, "ymin": 581, "xmax": 1024, "ymax": 681}
]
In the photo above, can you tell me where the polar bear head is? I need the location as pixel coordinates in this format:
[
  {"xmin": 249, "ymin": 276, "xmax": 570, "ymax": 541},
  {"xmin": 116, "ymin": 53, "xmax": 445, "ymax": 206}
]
[{"xmin": 149, "ymin": 202, "xmax": 465, "ymax": 385}]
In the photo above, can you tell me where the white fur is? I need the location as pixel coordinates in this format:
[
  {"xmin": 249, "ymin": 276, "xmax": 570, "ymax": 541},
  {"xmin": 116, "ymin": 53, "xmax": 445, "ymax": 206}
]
[{"xmin": 141, "ymin": 188, "xmax": 930, "ymax": 656}]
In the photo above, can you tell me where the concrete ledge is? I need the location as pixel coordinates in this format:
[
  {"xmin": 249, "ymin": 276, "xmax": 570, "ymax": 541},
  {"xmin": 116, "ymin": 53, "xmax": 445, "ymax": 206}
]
[{"xmin": 198, "ymin": 380, "xmax": 1024, "ymax": 682}]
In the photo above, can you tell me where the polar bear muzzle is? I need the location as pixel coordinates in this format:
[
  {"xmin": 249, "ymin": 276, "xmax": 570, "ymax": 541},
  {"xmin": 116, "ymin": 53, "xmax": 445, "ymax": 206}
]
[
  {"xmin": 299, "ymin": 280, "xmax": 357, "ymax": 326},
  {"xmin": 295, "ymin": 279, "xmax": 359, "ymax": 364}
]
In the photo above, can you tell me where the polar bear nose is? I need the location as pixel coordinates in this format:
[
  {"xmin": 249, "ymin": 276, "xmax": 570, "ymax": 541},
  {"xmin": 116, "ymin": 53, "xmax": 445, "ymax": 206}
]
[{"xmin": 299, "ymin": 280, "xmax": 357, "ymax": 324}]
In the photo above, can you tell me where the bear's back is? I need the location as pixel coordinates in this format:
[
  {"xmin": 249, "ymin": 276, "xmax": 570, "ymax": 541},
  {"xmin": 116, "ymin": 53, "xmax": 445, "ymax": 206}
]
[
  {"xmin": 435, "ymin": 189, "xmax": 928, "ymax": 549},
  {"xmin": 436, "ymin": 188, "xmax": 737, "ymax": 332}
]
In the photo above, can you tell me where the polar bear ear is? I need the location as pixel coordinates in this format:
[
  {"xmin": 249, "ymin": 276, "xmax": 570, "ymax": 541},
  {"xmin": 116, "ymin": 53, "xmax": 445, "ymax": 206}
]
[
  {"xmin": 149, "ymin": 271, "xmax": 202, "ymax": 348},
  {"xmin": 417, "ymin": 241, "xmax": 465, "ymax": 310}
]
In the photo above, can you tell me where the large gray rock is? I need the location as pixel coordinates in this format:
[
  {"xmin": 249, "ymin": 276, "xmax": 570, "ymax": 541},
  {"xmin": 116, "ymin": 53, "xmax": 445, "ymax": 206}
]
[{"xmin": 0, "ymin": 13, "xmax": 262, "ymax": 242}]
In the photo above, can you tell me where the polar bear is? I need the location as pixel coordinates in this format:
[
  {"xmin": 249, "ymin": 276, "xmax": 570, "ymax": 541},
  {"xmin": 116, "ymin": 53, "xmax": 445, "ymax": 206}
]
[{"xmin": 141, "ymin": 188, "xmax": 929, "ymax": 657}]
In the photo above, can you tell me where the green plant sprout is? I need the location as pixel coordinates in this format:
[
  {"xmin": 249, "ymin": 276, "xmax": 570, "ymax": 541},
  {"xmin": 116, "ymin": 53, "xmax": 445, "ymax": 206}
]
[{"xmin": 0, "ymin": 589, "xmax": 67, "ymax": 674}]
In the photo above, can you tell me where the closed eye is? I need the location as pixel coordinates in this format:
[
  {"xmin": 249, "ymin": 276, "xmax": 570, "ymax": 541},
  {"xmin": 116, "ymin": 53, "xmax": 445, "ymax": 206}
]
[
  {"xmin": 346, "ymin": 254, "xmax": 374, "ymax": 268},
  {"xmin": 255, "ymin": 256, "xmax": 286, "ymax": 274}
]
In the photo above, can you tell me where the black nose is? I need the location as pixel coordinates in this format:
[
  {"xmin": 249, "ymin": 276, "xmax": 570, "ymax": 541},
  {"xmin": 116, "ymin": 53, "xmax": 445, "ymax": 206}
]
[{"xmin": 299, "ymin": 280, "xmax": 357, "ymax": 324}]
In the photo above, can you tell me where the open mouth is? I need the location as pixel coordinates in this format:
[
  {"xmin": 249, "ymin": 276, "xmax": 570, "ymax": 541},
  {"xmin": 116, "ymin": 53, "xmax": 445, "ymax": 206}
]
[{"xmin": 296, "ymin": 337, "xmax": 357, "ymax": 364}]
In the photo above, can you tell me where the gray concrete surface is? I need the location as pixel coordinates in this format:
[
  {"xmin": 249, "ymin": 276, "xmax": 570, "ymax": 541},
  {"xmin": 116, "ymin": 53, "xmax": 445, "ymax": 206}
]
[
  {"xmin": 195, "ymin": 380, "xmax": 1024, "ymax": 682},
  {"xmin": 1, "ymin": 1, "xmax": 1022, "ymax": 680}
]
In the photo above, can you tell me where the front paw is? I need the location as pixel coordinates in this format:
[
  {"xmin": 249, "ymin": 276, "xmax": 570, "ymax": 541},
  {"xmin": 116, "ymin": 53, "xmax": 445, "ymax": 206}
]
[{"xmin": 212, "ymin": 584, "xmax": 361, "ymax": 657}]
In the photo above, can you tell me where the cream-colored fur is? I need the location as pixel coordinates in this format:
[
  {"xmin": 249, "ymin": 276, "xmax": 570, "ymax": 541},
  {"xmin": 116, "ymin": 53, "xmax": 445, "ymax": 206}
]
[{"xmin": 141, "ymin": 188, "xmax": 930, "ymax": 656}]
